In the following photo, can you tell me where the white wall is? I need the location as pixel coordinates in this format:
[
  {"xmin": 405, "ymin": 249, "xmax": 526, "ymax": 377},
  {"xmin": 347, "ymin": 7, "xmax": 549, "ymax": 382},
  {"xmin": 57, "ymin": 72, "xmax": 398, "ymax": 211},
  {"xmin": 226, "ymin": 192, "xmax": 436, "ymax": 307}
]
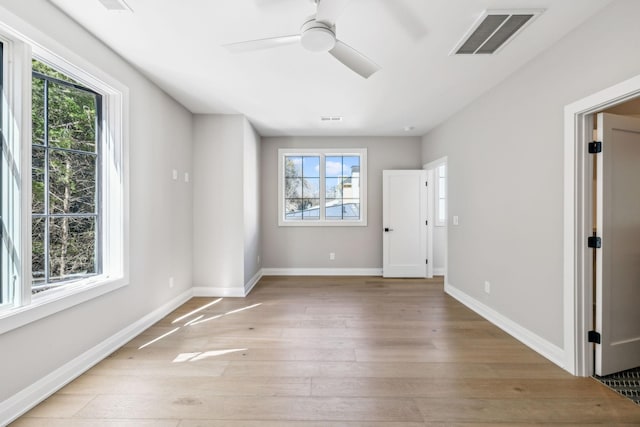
[
  {"xmin": 0, "ymin": 0, "xmax": 193, "ymax": 405},
  {"xmin": 192, "ymin": 115, "xmax": 244, "ymax": 294},
  {"xmin": 192, "ymin": 115, "xmax": 261, "ymax": 294},
  {"xmin": 261, "ymin": 136, "xmax": 422, "ymax": 270},
  {"xmin": 422, "ymin": 0, "xmax": 640, "ymax": 352},
  {"xmin": 243, "ymin": 119, "xmax": 261, "ymax": 285},
  {"xmin": 432, "ymin": 226, "xmax": 446, "ymax": 275}
]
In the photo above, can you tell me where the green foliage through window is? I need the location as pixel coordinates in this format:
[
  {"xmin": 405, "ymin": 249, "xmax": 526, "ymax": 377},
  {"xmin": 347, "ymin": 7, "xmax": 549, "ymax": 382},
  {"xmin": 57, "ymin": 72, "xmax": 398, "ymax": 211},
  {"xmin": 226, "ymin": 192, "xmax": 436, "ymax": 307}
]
[{"xmin": 31, "ymin": 59, "xmax": 101, "ymax": 292}]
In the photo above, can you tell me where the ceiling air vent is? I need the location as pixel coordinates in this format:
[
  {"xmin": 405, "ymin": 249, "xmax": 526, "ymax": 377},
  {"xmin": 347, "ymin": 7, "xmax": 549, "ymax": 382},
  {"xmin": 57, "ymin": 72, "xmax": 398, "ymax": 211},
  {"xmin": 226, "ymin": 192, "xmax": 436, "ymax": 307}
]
[
  {"xmin": 452, "ymin": 9, "xmax": 543, "ymax": 55},
  {"xmin": 97, "ymin": 0, "xmax": 132, "ymax": 12}
]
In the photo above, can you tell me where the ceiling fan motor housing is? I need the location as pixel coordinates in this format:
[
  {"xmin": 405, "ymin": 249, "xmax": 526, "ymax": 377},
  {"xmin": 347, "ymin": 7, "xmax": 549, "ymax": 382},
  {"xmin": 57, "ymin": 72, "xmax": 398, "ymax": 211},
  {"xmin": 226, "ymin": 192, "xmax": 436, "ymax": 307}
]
[{"xmin": 300, "ymin": 16, "xmax": 336, "ymax": 52}]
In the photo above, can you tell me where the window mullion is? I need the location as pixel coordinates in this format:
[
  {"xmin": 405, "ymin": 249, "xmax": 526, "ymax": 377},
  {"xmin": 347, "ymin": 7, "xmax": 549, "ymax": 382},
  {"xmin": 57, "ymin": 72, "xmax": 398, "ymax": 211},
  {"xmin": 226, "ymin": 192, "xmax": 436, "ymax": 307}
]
[
  {"xmin": 319, "ymin": 153, "xmax": 326, "ymax": 221},
  {"xmin": 94, "ymin": 95, "xmax": 102, "ymax": 275},
  {"xmin": 18, "ymin": 40, "xmax": 33, "ymax": 307},
  {"xmin": 42, "ymin": 78, "xmax": 49, "ymax": 284}
]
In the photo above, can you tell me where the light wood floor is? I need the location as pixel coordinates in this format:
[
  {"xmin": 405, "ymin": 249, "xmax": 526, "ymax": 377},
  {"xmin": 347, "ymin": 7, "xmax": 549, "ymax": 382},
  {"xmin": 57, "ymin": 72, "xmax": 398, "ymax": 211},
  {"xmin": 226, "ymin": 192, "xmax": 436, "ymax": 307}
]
[{"xmin": 12, "ymin": 276, "xmax": 640, "ymax": 426}]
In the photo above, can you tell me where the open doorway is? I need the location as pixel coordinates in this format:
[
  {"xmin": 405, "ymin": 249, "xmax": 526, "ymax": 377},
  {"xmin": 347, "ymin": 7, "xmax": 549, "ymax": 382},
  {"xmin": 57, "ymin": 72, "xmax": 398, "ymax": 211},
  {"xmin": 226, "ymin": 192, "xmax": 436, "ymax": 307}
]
[
  {"xmin": 423, "ymin": 157, "xmax": 447, "ymax": 280},
  {"xmin": 590, "ymin": 103, "xmax": 640, "ymax": 404},
  {"xmin": 592, "ymin": 103, "xmax": 640, "ymax": 376},
  {"xmin": 564, "ymin": 75, "xmax": 640, "ymax": 378}
]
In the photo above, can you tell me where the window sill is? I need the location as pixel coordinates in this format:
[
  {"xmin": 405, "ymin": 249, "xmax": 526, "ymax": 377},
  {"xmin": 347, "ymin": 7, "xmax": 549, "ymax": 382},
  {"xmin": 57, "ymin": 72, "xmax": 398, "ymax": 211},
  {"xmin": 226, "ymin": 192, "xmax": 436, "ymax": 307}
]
[
  {"xmin": 0, "ymin": 276, "xmax": 127, "ymax": 335},
  {"xmin": 278, "ymin": 219, "xmax": 368, "ymax": 227}
]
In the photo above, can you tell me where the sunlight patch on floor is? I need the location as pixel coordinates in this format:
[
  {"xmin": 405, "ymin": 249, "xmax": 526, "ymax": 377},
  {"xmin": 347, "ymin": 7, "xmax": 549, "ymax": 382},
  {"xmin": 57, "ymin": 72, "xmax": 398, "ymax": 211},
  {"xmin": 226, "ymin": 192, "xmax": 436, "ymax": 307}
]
[
  {"xmin": 138, "ymin": 327, "xmax": 180, "ymax": 350},
  {"xmin": 189, "ymin": 303, "xmax": 263, "ymax": 326},
  {"xmin": 172, "ymin": 348, "xmax": 249, "ymax": 363},
  {"xmin": 172, "ymin": 298, "xmax": 222, "ymax": 324}
]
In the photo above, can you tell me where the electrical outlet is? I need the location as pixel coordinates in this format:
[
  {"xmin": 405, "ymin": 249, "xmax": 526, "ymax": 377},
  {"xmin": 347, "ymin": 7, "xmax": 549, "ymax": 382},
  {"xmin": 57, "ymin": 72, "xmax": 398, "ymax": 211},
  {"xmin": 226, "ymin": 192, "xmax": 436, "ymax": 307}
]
[
  {"xmin": 329, "ymin": 252, "xmax": 335, "ymax": 260},
  {"xmin": 169, "ymin": 277, "xmax": 175, "ymax": 288},
  {"xmin": 484, "ymin": 281, "xmax": 490, "ymax": 294},
  {"xmin": 172, "ymin": 169, "xmax": 178, "ymax": 181},
  {"xmin": 184, "ymin": 172, "xmax": 190, "ymax": 183},
  {"xmin": 453, "ymin": 215, "xmax": 459, "ymax": 225},
  {"xmin": 257, "ymin": 255, "xmax": 261, "ymax": 265}
]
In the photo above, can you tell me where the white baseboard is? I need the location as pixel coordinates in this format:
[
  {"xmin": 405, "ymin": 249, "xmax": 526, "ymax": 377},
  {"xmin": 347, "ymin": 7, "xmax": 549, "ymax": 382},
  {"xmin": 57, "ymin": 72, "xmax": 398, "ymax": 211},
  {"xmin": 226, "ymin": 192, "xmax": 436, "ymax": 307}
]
[
  {"xmin": 0, "ymin": 289, "xmax": 193, "ymax": 426},
  {"xmin": 433, "ymin": 268, "xmax": 445, "ymax": 276},
  {"xmin": 191, "ymin": 270, "xmax": 264, "ymax": 298},
  {"xmin": 244, "ymin": 269, "xmax": 263, "ymax": 295},
  {"xmin": 261, "ymin": 268, "xmax": 382, "ymax": 276},
  {"xmin": 192, "ymin": 286, "xmax": 246, "ymax": 298},
  {"xmin": 191, "ymin": 267, "xmax": 401, "ymax": 296},
  {"xmin": 444, "ymin": 282, "xmax": 565, "ymax": 369}
]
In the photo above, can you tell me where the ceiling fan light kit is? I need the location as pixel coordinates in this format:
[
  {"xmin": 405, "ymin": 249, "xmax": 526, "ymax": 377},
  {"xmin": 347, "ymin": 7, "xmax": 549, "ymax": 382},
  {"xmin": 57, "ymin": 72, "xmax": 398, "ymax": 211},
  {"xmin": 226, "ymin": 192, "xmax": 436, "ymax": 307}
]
[{"xmin": 300, "ymin": 17, "xmax": 336, "ymax": 52}]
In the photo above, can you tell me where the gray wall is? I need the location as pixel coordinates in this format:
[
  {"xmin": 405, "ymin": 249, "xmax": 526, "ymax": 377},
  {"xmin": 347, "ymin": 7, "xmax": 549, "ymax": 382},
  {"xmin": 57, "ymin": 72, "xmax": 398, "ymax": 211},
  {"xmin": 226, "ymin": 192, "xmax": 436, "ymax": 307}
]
[
  {"xmin": 192, "ymin": 115, "xmax": 261, "ymax": 293},
  {"xmin": 422, "ymin": 0, "xmax": 640, "ymax": 348},
  {"xmin": 193, "ymin": 115, "xmax": 245, "ymax": 292},
  {"xmin": 243, "ymin": 120, "xmax": 262, "ymax": 284},
  {"xmin": 433, "ymin": 226, "xmax": 446, "ymax": 274},
  {"xmin": 261, "ymin": 136, "xmax": 422, "ymax": 269},
  {"xmin": 0, "ymin": 0, "xmax": 193, "ymax": 402}
]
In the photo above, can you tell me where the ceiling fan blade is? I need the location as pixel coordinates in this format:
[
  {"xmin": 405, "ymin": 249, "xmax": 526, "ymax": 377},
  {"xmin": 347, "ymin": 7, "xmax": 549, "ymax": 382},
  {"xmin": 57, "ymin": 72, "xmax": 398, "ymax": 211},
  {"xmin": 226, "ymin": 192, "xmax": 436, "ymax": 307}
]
[
  {"xmin": 329, "ymin": 39, "xmax": 380, "ymax": 78},
  {"xmin": 315, "ymin": 0, "xmax": 349, "ymax": 26},
  {"xmin": 223, "ymin": 35, "xmax": 300, "ymax": 53}
]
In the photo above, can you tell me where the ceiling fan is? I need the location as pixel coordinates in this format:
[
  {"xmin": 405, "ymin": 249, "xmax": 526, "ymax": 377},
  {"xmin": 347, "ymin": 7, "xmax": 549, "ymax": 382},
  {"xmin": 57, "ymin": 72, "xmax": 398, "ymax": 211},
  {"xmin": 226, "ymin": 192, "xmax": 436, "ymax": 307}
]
[{"xmin": 222, "ymin": 0, "xmax": 380, "ymax": 79}]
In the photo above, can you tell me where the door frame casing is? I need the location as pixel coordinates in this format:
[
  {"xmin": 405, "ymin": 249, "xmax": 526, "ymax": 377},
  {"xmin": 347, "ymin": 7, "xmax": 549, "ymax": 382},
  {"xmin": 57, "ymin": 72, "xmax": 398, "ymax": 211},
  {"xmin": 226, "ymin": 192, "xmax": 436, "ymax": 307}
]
[
  {"xmin": 564, "ymin": 73, "xmax": 640, "ymax": 376},
  {"xmin": 424, "ymin": 157, "xmax": 448, "ymax": 281}
]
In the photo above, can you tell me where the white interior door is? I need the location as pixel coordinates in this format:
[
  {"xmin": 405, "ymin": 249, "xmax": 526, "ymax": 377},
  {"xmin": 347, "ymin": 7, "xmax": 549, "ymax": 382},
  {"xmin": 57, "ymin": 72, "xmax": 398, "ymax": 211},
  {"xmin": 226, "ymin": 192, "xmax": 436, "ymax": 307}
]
[
  {"xmin": 382, "ymin": 170, "xmax": 427, "ymax": 278},
  {"xmin": 595, "ymin": 112, "xmax": 640, "ymax": 376}
]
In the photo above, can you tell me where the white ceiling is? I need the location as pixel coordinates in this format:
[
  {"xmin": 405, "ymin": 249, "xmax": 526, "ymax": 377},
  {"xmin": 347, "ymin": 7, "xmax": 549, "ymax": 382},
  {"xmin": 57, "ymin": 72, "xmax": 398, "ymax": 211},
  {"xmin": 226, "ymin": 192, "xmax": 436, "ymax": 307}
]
[{"xmin": 49, "ymin": 0, "xmax": 610, "ymax": 137}]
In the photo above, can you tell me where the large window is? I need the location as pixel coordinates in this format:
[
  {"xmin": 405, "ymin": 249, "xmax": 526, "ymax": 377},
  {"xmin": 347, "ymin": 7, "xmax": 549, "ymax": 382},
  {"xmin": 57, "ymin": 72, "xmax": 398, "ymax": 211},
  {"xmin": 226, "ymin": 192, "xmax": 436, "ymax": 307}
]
[
  {"xmin": 0, "ymin": 25, "xmax": 127, "ymax": 334},
  {"xmin": 31, "ymin": 60, "xmax": 102, "ymax": 292},
  {"xmin": 278, "ymin": 148, "xmax": 367, "ymax": 226}
]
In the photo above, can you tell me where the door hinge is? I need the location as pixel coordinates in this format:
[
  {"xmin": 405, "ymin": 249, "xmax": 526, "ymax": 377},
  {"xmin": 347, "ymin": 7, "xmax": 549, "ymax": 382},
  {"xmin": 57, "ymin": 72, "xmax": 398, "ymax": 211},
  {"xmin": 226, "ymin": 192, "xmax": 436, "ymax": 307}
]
[
  {"xmin": 588, "ymin": 330, "xmax": 601, "ymax": 344},
  {"xmin": 425, "ymin": 181, "xmax": 428, "ymax": 187},
  {"xmin": 587, "ymin": 236, "xmax": 601, "ymax": 248},
  {"xmin": 425, "ymin": 220, "xmax": 428, "ymax": 226},
  {"xmin": 425, "ymin": 259, "xmax": 428, "ymax": 265},
  {"xmin": 589, "ymin": 141, "xmax": 602, "ymax": 153}
]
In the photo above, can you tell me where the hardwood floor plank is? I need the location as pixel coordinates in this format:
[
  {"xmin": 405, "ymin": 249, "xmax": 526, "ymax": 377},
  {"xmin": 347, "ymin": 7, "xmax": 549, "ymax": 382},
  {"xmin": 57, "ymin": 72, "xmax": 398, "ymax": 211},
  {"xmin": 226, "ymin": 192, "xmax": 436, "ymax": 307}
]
[
  {"xmin": 178, "ymin": 422, "xmax": 426, "ymax": 427},
  {"xmin": 10, "ymin": 420, "xmax": 179, "ymax": 427},
  {"xmin": 109, "ymin": 341, "xmax": 356, "ymax": 362},
  {"xmin": 72, "ymin": 395, "xmax": 424, "ymax": 422},
  {"xmin": 60, "ymin": 375, "xmax": 312, "ymax": 397},
  {"xmin": 221, "ymin": 360, "xmax": 497, "ymax": 379},
  {"xmin": 354, "ymin": 347, "xmax": 550, "ymax": 364},
  {"xmin": 89, "ymin": 359, "xmax": 229, "ymax": 377},
  {"xmin": 415, "ymin": 397, "xmax": 640, "ymax": 424},
  {"xmin": 16, "ymin": 394, "xmax": 96, "ymax": 418},
  {"xmin": 311, "ymin": 377, "xmax": 615, "ymax": 399}
]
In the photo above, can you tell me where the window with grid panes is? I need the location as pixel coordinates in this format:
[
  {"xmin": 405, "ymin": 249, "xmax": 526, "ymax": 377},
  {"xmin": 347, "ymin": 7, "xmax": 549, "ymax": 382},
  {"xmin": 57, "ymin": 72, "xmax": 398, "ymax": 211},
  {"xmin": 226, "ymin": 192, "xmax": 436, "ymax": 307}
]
[
  {"xmin": 31, "ymin": 60, "xmax": 102, "ymax": 293},
  {"xmin": 278, "ymin": 148, "xmax": 367, "ymax": 226}
]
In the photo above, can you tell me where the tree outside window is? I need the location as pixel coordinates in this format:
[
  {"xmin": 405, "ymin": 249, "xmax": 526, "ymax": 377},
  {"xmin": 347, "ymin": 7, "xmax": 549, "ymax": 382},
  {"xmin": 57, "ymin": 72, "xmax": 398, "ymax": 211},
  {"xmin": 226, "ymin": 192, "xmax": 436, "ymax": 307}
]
[{"xmin": 31, "ymin": 60, "xmax": 101, "ymax": 293}]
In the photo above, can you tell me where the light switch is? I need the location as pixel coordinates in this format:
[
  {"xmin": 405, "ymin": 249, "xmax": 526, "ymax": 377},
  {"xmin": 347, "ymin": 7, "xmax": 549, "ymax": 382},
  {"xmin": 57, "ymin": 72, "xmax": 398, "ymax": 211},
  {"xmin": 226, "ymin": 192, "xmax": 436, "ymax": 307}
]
[
  {"xmin": 453, "ymin": 215, "xmax": 459, "ymax": 225},
  {"xmin": 172, "ymin": 169, "xmax": 178, "ymax": 180}
]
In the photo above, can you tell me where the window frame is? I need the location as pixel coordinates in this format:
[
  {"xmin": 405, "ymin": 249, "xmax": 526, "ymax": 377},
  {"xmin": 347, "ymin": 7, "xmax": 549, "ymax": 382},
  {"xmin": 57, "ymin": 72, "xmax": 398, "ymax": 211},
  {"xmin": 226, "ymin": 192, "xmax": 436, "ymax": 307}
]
[
  {"xmin": 435, "ymin": 163, "xmax": 447, "ymax": 227},
  {"xmin": 31, "ymin": 66, "xmax": 103, "ymax": 290},
  {"xmin": 0, "ymin": 20, "xmax": 129, "ymax": 335},
  {"xmin": 278, "ymin": 148, "xmax": 367, "ymax": 227}
]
